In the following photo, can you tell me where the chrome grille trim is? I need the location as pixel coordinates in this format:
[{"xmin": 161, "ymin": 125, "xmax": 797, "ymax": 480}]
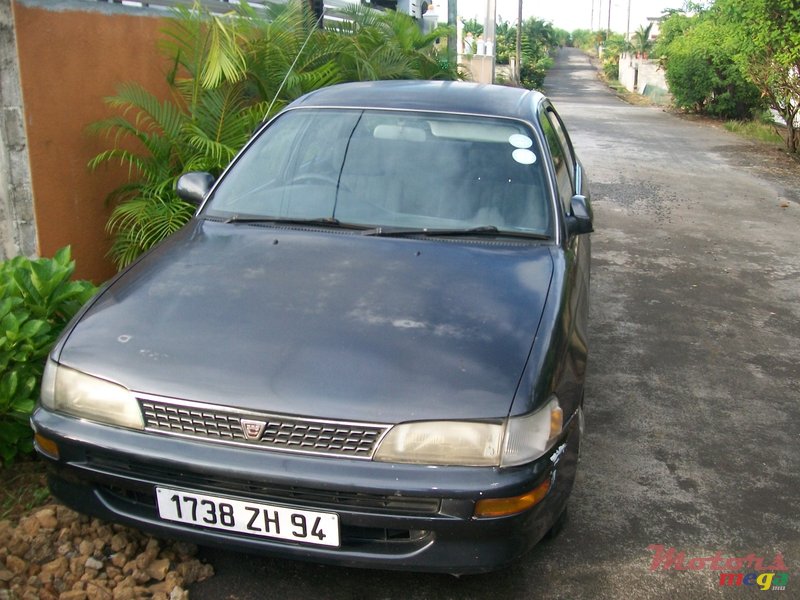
[{"xmin": 137, "ymin": 395, "xmax": 390, "ymax": 459}]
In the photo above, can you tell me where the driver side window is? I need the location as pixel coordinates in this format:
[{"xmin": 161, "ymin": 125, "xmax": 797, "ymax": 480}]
[{"xmin": 538, "ymin": 108, "xmax": 574, "ymax": 213}]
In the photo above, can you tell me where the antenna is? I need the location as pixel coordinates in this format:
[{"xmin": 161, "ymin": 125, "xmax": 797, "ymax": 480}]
[{"xmin": 265, "ymin": 5, "xmax": 326, "ymax": 119}]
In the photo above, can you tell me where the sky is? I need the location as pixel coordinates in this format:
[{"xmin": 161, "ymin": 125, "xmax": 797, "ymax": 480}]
[{"xmin": 438, "ymin": 0, "xmax": 687, "ymax": 35}]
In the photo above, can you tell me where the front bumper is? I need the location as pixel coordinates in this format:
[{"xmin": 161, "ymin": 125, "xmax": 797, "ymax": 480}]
[{"xmin": 31, "ymin": 407, "xmax": 580, "ymax": 574}]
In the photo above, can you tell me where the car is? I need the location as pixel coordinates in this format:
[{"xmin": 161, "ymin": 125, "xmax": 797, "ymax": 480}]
[{"xmin": 31, "ymin": 80, "xmax": 592, "ymax": 574}]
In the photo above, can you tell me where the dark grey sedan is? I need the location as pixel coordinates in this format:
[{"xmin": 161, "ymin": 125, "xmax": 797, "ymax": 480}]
[{"xmin": 32, "ymin": 80, "xmax": 592, "ymax": 574}]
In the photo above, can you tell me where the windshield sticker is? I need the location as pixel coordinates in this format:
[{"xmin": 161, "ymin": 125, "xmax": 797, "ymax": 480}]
[
  {"xmin": 508, "ymin": 134, "xmax": 533, "ymax": 149},
  {"xmin": 512, "ymin": 148, "xmax": 537, "ymax": 165}
]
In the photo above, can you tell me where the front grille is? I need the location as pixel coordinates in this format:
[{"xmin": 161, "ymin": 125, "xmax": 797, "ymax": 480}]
[{"xmin": 138, "ymin": 396, "xmax": 389, "ymax": 459}]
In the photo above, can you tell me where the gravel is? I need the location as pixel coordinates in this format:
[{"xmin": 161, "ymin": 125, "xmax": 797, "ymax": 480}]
[{"xmin": 0, "ymin": 504, "xmax": 214, "ymax": 599}]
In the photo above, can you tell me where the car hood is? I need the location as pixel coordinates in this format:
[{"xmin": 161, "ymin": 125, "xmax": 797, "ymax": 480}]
[{"xmin": 58, "ymin": 221, "xmax": 554, "ymax": 423}]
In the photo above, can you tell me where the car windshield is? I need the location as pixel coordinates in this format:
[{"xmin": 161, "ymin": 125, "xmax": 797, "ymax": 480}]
[{"xmin": 203, "ymin": 109, "xmax": 552, "ymax": 236}]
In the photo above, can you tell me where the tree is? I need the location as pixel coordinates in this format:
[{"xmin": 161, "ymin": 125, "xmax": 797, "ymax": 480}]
[
  {"xmin": 717, "ymin": 0, "xmax": 800, "ymax": 152},
  {"xmin": 630, "ymin": 23, "xmax": 654, "ymax": 58},
  {"xmin": 460, "ymin": 17, "xmax": 483, "ymax": 38}
]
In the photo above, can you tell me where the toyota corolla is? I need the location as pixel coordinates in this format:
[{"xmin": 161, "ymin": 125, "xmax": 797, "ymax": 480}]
[{"xmin": 31, "ymin": 80, "xmax": 592, "ymax": 574}]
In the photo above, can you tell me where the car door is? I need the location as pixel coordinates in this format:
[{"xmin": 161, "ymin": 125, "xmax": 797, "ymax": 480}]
[{"xmin": 538, "ymin": 102, "xmax": 591, "ymax": 408}]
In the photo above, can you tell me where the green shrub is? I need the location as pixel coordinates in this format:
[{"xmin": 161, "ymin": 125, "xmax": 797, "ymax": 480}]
[
  {"xmin": 602, "ymin": 60, "xmax": 619, "ymax": 81},
  {"xmin": 520, "ymin": 55, "xmax": 553, "ymax": 91},
  {"xmin": 0, "ymin": 247, "xmax": 97, "ymax": 466},
  {"xmin": 657, "ymin": 8, "xmax": 765, "ymax": 120}
]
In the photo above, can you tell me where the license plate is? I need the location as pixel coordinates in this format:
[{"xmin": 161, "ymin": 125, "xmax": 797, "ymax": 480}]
[{"xmin": 155, "ymin": 487, "xmax": 340, "ymax": 547}]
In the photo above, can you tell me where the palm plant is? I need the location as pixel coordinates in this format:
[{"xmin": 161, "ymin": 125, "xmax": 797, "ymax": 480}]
[
  {"xmin": 89, "ymin": 4, "xmax": 265, "ymax": 269},
  {"xmin": 90, "ymin": 1, "xmax": 458, "ymax": 269},
  {"xmin": 242, "ymin": 1, "xmax": 340, "ymax": 110},
  {"xmin": 331, "ymin": 4, "xmax": 457, "ymax": 81},
  {"xmin": 630, "ymin": 23, "xmax": 655, "ymax": 58}
]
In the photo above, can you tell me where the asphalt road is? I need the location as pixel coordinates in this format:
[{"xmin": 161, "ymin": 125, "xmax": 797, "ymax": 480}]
[{"xmin": 191, "ymin": 48, "xmax": 800, "ymax": 599}]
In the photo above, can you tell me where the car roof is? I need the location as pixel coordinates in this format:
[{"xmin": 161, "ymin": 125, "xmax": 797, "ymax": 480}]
[{"xmin": 287, "ymin": 80, "xmax": 547, "ymax": 123}]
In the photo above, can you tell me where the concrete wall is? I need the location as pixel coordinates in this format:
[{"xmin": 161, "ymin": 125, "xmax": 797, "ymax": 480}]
[
  {"xmin": 9, "ymin": 0, "xmax": 172, "ymax": 281},
  {"xmin": 0, "ymin": 0, "xmax": 36, "ymax": 261},
  {"xmin": 619, "ymin": 53, "xmax": 671, "ymax": 105}
]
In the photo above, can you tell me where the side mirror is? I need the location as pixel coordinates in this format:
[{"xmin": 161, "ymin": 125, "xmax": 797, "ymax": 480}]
[
  {"xmin": 566, "ymin": 194, "xmax": 593, "ymax": 236},
  {"xmin": 175, "ymin": 172, "xmax": 215, "ymax": 206}
]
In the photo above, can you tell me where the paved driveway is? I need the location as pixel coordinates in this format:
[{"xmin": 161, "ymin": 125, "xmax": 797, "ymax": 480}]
[{"xmin": 191, "ymin": 49, "xmax": 800, "ymax": 599}]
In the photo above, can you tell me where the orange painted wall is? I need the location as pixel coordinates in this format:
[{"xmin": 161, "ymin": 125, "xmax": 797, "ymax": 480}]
[{"xmin": 13, "ymin": 2, "xmax": 172, "ymax": 282}]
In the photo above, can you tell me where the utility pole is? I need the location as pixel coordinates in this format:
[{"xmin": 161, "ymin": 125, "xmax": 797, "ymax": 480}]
[
  {"xmin": 591, "ymin": 0, "xmax": 595, "ymax": 31},
  {"xmin": 516, "ymin": 0, "xmax": 522, "ymax": 84},
  {"xmin": 485, "ymin": 0, "xmax": 497, "ymax": 82},
  {"xmin": 607, "ymin": 0, "xmax": 611, "ymax": 37},
  {"xmin": 626, "ymin": 0, "xmax": 631, "ymax": 41},
  {"xmin": 448, "ymin": 0, "xmax": 457, "ymax": 66},
  {"xmin": 598, "ymin": 0, "xmax": 603, "ymax": 32}
]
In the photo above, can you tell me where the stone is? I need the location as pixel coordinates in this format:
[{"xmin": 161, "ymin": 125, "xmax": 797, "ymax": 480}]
[
  {"xmin": 109, "ymin": 535, "xmax": 127, "ymax": 553},
  {"xmin": 84, "ymin": 557, "xmax": 103, "ymax": 571},
  {"xmin": 18, "ymin": 516, "xmax": 40, "ymax": 537},
  {"xmin": 111, "ymin": 588, "xmax": 135, "ymax": 600},
  {"xmin": 134, "ymin": 552, "xmax": 152, "ymax": 571},
  {"xmin": 56, "ymin": 507, "xmax": 80, "ymax": 527},
  {"xmin": 146, "ymin": 558, "xmax": 170, "ymax": 582},
  {"xmin": 109, "ymin": 554, "xmax": 126, "ymax": 569},
  {"xmin": 69, "ymin": 556, "xmax": 85, "ymax": 578},
  {"xmin": 0, "ymin": 568, "xmax": 15, "ymax": 582},
  {"xmin": 5, "ymin": 555, "xmax": 26, "ymax": 575},
  {"xmin": 78, "ymin": 541, "xmax": 94, "ymax": 558},
  {"xmin": 131, "ymin": 568, "xmax": 150, "ymax": 584},
  {"xmin": 148, "ymin": 581, "xmax": 171, "ymax": 595},
  {"xmin": 177, "ymin": 560, "xmax": 213, "ymax": 584},
  {"xmin": 58, "ymin": 591, "xmax": 88, "ymax": 600},
  {"xmin": 40, "ymin": 556, "xmax": 69, "ymax": 580},
  {"xmin": 85, "ymin": 582, "xmax": 112, "ymax": 600},
  {"xmin": 169, "ymin": 586, "xmax": 189, "ymax": 600},
  {"xmin": 34, "ymin": 508, "xmax": 58, "ymax": 530}
]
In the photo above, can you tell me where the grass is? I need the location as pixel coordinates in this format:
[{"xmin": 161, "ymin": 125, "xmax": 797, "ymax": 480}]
[
  {"xmin": 0, "ymin": 457, "xmax": 51, "ymax": 521},
  {"xmin": 724, "ymin": 119, "xmax": 785, "ymax": 146}
]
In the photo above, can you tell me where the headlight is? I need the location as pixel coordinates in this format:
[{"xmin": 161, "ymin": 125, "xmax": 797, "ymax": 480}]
[
  {"xmin": 373, "ymin": 421, "xmax": 504, "ymax": 466},
  {"xmin": 373, "ymin": 396, "xmax": 564, "ymax": 467},
  {"xmin": 40, "ymin": 360, "xmax": 143, "ymax": 430},
  {"xmin": 500, "ymin": 396, "xmax": 563, "ymax": 467}
]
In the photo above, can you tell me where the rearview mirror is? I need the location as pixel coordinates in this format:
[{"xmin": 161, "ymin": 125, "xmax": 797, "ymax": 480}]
[
  {"xmin": 566, "ymin": 195, "xmax": 593, "ymax": 236},
  {"xmin": 175, "ymin": 172, "xmax": 215, "ymax": 206}
]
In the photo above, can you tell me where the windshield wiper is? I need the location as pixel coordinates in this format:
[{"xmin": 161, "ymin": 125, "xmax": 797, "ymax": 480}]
[
  {"xmin": 221, "ymin": 216, "xmax": 369, "ymax": 231},
  {"xmin": 362, "ymin": 225, "xmax": 549, "ymax": 240}
]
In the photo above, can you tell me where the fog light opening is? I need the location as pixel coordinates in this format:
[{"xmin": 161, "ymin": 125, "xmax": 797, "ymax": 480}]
[
  {"xmin": 34, "ymin": 433, "xmax": 60, "ymax": 460},
  {"xmin": 474, "ymin": 478, "xmax": 551, "ymax": 518}
]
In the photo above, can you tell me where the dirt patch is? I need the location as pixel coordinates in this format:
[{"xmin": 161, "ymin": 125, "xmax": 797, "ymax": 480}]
[{"xmin": 0, "ymin": 459, "xmax": 50, "ymax": 522}]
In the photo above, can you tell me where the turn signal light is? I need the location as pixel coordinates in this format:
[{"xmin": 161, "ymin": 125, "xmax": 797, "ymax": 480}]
[
  {"xmin": 474, "ymin": 478, "xmax": 551, "ymax": 518},
  {"xmin": 34, "ymin": 433, "xmax": 60, "ymax": 460}
]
